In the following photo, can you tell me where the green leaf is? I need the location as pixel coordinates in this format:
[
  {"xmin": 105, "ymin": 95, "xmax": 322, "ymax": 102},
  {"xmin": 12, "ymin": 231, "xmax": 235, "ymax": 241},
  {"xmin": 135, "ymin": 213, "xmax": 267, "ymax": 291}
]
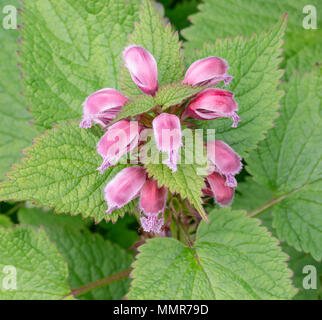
[
  {"xmin": 20, "ymin": 0, "xmax": 139, "ymax": 129},
  {"xmin": 120, "ymin": 0, "xmax": 185, "ymax": 97},
  {"xmin": 233, "ymin": 177, "xmax": 322, "ymax": 300},
  {"xmin": 247, "ymin": 67, "xmax": 322, "ymax": 261},
  {"xmin": 128, "ymin": 208, "xmax": 296, "ymax": 300},
  {"xmin": 114, "ymin": 94, "xmax": 155, "ymax": 122},
  {"xmin": 0, "ymin": 1, "xmax": 38, "ymax": 180},
  {"xmin": 18, "ymin": 207, "xmax": 91, "ymax": 231},
  {"xmin": 0, "ymin": 226, "xmax": 70, "ymax": 299},
  {"xmin": 143, "ymin": 138, "xmax": 208, "ymax": 222},
  {"xmin": 185, "ymin": 17, "xmax": 286, "ymax": 157},
  {"xmin": 155, "ymin": 83, "xmax": 203, "ymax": 109},
  {"xmin": 17, "ymin": 208, "xmax": 133, "ymax": 300},
  {"xmin": 182, "ymin": 0, "xmax": 322, "ymax": 67},
  {"xmin": 0, "ymin": 121, "xmax": 137, "ymax": 223},
  {"xmin": 0, "ymin": 215, "xmax": 13, "ymax": 227}
]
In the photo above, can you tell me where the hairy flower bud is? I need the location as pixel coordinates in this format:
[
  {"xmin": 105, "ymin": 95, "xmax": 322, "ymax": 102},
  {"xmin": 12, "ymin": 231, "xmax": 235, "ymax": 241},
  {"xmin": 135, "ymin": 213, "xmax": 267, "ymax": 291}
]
[
  {"xmin": 80, "ymin": 88, "xmax": 128, "ymax": 128},
  {"xmin": 97, "ymin": 120, "xmax": 142, "ymax": 173},
  {"xmin": 152, "ymin": 113, "xmax": 183, "ymax": 172},
  {"xmin": 183, "ymin": 56, "xmax": 232, "ymax": 87},
  {"xmin": 123, "ymin": 45, "xmax": 158, "ymax": 96},
  {"xmin": 104, "ymin": 166, "xmax": 146, "ymax": 214},
  {"xmin": 206, "ymin": 172, "xmax": 235, "ymax": 206},
  {"xmin": 207, "ymin": 140, "xmax": 242, "ymax": 187},
  {"xmin": 183, "ymin": 88, "xmax": 241, "ymax": 127}
]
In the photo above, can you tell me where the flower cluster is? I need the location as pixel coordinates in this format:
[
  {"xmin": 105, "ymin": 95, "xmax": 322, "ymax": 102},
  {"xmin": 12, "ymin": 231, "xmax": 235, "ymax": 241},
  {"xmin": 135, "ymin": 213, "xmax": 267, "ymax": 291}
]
[{"xmin": 80, "ymin": 45, "xmax": 242, "ymax": 233}]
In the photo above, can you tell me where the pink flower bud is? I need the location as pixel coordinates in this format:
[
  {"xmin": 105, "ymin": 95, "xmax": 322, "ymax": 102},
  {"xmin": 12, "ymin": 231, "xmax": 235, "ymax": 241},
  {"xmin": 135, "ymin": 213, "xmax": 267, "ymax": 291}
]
[
  {"xmin": 123, "ymin": 45, "xmax": 158, "ymax": 96},
  {"xmin": 207, "ymin": 140, "xmax": 242, "ymax": 187},
  {"xmin": 140, "ymin": 179, "xmax": 167, "ymax": 234},
  {"xmin": 104, "ymin": 166, "xmax": 147, "ymax": 214},
  {"xmin": 80, "ymin": 88, "xmax": 128, "ymax": 128},
  {"xmin": 97, "ymin": 120, "xmax": 142, "ymax": 173},
  {"xmin": 183, "ymin": 88, "xmax": 241, "ymax": 127},
  {"xmin": 206, "ymin": 172, "xmax": 235, "ymax": 206},
  {"xmin": 152, "ymin": 113, "xmax": 183, "ymax": 172},
  {"xmin": 183, "ymin": 56, "xmax": 233, "ymax": 87}
]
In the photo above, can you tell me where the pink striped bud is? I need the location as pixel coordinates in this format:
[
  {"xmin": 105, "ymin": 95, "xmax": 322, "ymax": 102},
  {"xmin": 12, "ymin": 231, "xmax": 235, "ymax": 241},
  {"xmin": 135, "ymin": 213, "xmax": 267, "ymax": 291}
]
[
  {"xmin": 206, "ymin": 172, "xmax": 235, "ymax": 206},
  {"xmin": 183, "ymin": 88, "xmax": 241, "ymax": 127},
  {"xmin": 140, "ymin": 179, "xmax": 168, "ymax": 233},
  {"xmin": 123, "ymin": 45, "xmax": 158, "ymax": 96},
  {"xmin": 80, "ymin": 88, "xmax": 128, "ymax": 128},
  {"xmin": 152, "ymin": 113, "xmax": 183, "ymax": 172},
  {"xmin": 183, "ymin": 56, "xmax": 232, "ymax": 87},
  {"xmin": 104, "ymin": 166, "xmax": 147, "ymax": 214},
  {"xmin": 207, "ymin": 140, "xmax": 242, "ymax": 187},
  {"xmin": 97, "ymin": 120, "xmax": 142, "ymax": 173}
]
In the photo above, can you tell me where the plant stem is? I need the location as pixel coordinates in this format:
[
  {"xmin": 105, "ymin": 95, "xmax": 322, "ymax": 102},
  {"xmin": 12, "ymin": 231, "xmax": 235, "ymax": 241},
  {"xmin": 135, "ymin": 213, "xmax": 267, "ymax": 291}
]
[
  {"xmin": 65, "ymin": 269, "xmax": 131, "ymax": 299},
  {"xmin": 5, "ymin": 202, "xmax": 24, "ymax": 216}
]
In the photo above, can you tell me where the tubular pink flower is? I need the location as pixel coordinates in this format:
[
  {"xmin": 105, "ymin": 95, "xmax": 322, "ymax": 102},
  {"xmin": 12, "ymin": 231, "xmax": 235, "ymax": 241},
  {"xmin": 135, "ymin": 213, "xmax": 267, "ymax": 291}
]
[
  {"xmin": 182, "ymin": 56, "xmax": 233, "ymax": 87},
  {"xmin": 207, "ymin": 140, "xmax": 242, "ymax": 187},
  {"xmin": 140, "ymin": 179, "xmax": 168, "ymax": 216},
  {"xmin": 97, "ymin": 120, "xmax": 142, "ymax": 173},
  {"xmin": 79, "ymin": 88, "xmax": 128, "ymax": 128},
  {"xmin": 140, "ymin": 215, "xmax": 164, "ymax": 234},
  {"xmin": 104, "ymin": 166, "xmax": 147, "ymax": 214},
  {"xmin": 182, "ymin": 88, "xmax": 241, "ymax": 128},
  {"xmin": 152, "ymin": 113, "xmax": 183, "ymax": 172},
  {"xmin": 123, "ymin": 45, "xmax": 158, "ymax": 96},
  {"xmin": 206, "ymin": 172, "xmax": 235, "ymax": 207}
]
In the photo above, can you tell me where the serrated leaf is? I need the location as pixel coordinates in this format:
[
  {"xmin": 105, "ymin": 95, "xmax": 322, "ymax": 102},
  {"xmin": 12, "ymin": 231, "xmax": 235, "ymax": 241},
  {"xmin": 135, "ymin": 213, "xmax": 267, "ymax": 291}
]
[
  {"xmin": 20, "ymin": 0, "xmax": 139, "ymax": 129},
  {"xmin": 0, "ymin": 0, "xmax": 38, "ymax": 180},
  {"xmin": 128, "ymin": 208, "xmax": 296, "ymax": 300},
  {"xmin": 247, "ymin": 67, "xmax": 322, "ymax": 261},
  {"xmin": 18, "ymin": 208, "xmax": 133, "ymax": 300},
  {"xmin": 155, "ymin": 83, "xmax": 203, "ymax": 109},
  {"xmin": 0, "ymin": 226, "xmax": 70, "ymax": 299},
  {"xmin": 185, "ymin": 17, "xmax": 286, "ymax": 157},
  {"xmin": 0, "ymin": 121, "xmax": 137, "ymax": 223},
  {"xmin": 120, "ymin": 0, "xmax": 185, "ymax": 97},
  {"xmin": 182, "ymin": 0, "xmax": 322, "ymax": 68},
  {"xmin": 143, "ymin": 139, "xmax": 207, "ymax": 222},
  {"xmin": 114, "ymin": 94, "xmax": 155, "ymax": 122}
]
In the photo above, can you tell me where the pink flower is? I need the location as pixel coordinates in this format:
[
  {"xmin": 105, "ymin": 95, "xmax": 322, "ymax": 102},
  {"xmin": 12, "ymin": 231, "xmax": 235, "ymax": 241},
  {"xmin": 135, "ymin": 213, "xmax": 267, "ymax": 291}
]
[
  {"xmin": 182, "ymin": 88, "xmax": 241, "ymax": 128},
  {"xmin": 97, "ymin": 120, "xmax": 142, "ymax": 173},
  {"xmin": 104, "ymin": 166, "xmax": 146, "ymax": 214},
  {"xmin": 207, "ymin": 140, "xmax": 242, "ymax": 187},
  {"xmin": 80, "ymin": 88, "xmax": 128, "ymax": 128},
  {"xmin": 183, "ymin": 56, "xmax": 232, "ymax": 87},
  {"xmin": 206, "ymin": 172, "xmax": 235, "ymax": 206},
  {"xmin": 140, "ymin": 179, "xmax": 168, "ymax": 233},
  {"xmin": 123, "ymin": 45, "xmax": 158, "ymax": 96},
  {"xmin": 152, "ymin": 113, "xmax": 183, "ymax": 172}
]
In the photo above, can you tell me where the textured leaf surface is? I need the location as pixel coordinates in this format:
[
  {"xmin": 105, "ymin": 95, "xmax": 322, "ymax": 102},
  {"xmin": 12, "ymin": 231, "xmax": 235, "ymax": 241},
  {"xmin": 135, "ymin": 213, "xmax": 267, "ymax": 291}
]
[
  {"xmin": 120, "ymin": 0, "xmax": 184, "ymax": 97},
  {"xmin": 20, "ymin": 0, "xmax": 139, "ymax": 129},
  {"xmin": 155, "ymin": 83, "xmax": 203, "ymax": 109},
  {"xmin": 0, "ymin": 1, "xmax": 38, "ymax": 179},
  {"xmin": 18, "ymin": 208, "xmax": 133, "ymax": 300},
  {"xmin": 114, "ymin": 95, "xmax": 155, "ymax": 121},
  {"xmin": 128, "ymin": 208, "xmax": 296, "ymax": 300},
  {"xmin": 186, "ymin": 18, "xmax": 286, "ymax": 157},
  {"xmin": 183, "ymin": 0, "xmax": 322, "ymax": 66},
  {"xmin": 247, "ymin": 67, "xmax": 322, "ymax": 261},
  {"xmin": 0, "ymin": 226, "xmax": 70, "ymax": 299},
  {"xmin": 143, "ymin": 139, "xmax": 207, "ymax": 221},
  {"xmin": 0, "ymin": 215, "xmax": 13, "ymax": 227},
  {"xmin": 0, "ymin": 122, "xmax": 137, "ymax": 223}
]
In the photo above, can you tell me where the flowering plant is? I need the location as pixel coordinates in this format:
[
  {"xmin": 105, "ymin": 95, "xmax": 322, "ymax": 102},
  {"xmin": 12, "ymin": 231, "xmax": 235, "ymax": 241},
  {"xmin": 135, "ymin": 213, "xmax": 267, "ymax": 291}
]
[{"xmin": 0, "ymin": 0, "xmax": 320, "ymax": 301}]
